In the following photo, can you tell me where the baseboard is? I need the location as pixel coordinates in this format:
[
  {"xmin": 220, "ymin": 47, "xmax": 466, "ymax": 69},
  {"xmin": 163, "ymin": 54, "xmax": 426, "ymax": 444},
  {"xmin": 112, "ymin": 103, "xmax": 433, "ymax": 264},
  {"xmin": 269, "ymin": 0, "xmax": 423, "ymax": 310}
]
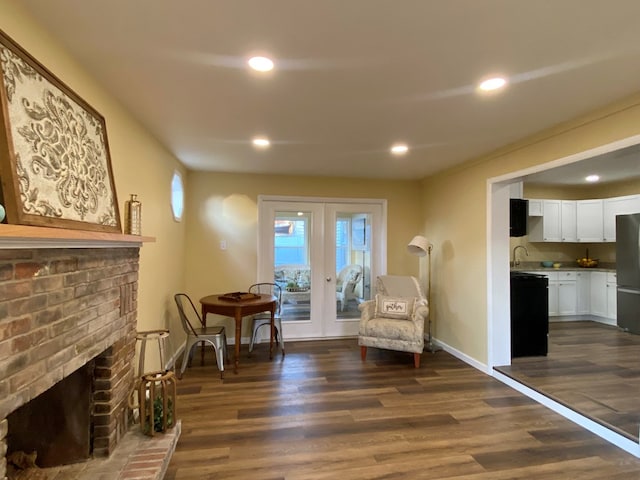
[
  {"xmin": 167, "ymin": 340, "xmax": 186, "ymax": 371},
  {"xmin": 431, "ymin": 338, "xmax": 490, "ymax": 374},
  {"xmin": 493, "ymin": 369, "xmax": 640, "ymax": 457},
  {"xmin": 434, "ymin": 337, "xmax": 640, "ymax": 457}
]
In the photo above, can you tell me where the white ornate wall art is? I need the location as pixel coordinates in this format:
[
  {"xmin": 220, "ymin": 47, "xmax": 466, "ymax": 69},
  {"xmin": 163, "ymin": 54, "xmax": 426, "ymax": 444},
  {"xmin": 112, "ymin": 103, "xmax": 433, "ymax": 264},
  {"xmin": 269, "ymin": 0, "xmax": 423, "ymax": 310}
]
[{"xmin": 0, "ymin": 29, "xmax": 121, "ymax": 233}]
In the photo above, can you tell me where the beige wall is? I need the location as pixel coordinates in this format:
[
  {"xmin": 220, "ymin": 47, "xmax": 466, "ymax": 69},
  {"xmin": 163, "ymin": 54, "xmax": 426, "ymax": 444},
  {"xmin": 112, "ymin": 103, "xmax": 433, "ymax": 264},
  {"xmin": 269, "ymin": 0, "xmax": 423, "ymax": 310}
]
[
  {"xmin": 1, "ymin": 4, "xmax": 188, "ymax": 370},
  {"xmin": 7, "ymin": 2, "xmax": 640, "ymax": 370},
  {"xmin": 183, "ymin": 171, "xmax": 423, "ymax": 336},
  {"xmin": 422, "ymin": 93, "xmax": 640, "ymax": 364}
]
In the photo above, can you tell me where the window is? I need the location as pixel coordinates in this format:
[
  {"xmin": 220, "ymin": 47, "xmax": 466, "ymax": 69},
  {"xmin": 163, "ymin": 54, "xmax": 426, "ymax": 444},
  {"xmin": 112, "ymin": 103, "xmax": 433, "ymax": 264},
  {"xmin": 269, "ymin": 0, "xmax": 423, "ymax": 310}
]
[
  {"xmin": 171, "ymin": 171, "xmax": 184, "ymax": 221},
  {"xmin": 274, "ymin": 213, "xmax": 309, "ymax": 265},
  {"xmin": 335, "ymin": 217, "xmax": 350, "ymax": 272}
]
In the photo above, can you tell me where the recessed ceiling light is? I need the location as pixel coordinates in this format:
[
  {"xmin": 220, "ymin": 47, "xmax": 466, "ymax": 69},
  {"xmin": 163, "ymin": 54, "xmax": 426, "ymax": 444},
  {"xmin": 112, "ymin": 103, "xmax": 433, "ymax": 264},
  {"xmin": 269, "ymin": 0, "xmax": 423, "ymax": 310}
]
[
  {"xmin": 252, "ymin": 137, "xmax": 270, "ymax": 148},
  {"xmin": 478, "ymin": 77, "xmax": 507, "ymax": 92},
  {"xmin": 585, "ymin": 174, "xmax": 600, "ymax": 183},
  {"xmin": 391, "ymin": 143, "xmax": 409, "ymax": 155},
  {"xmin": 248, "ymin": 56, "xmax": 274, "ymax": 72}
]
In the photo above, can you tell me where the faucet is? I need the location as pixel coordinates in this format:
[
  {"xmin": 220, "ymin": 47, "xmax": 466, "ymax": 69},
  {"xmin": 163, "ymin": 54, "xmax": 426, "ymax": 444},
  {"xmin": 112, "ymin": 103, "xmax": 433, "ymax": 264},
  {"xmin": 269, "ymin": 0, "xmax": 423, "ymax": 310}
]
[{"xmin": 512, "ymin": 245, "xmax": 529, "ymax": 268}]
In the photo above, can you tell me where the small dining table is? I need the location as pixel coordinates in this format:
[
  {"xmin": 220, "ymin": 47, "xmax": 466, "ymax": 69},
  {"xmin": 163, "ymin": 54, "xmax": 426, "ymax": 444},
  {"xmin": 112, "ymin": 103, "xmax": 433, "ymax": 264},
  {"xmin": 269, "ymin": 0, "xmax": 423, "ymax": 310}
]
[{"xmin": 200, "ymin": 293, "xmax": 277, "ymax": 373}]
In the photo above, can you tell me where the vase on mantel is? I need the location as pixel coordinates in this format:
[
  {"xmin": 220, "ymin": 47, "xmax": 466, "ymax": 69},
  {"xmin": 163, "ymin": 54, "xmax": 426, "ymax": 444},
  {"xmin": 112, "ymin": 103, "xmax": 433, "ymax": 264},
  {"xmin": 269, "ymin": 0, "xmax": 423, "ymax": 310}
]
[{"xmin": 125, "ymin": 194, "xmax": 142, "ymax": 235}]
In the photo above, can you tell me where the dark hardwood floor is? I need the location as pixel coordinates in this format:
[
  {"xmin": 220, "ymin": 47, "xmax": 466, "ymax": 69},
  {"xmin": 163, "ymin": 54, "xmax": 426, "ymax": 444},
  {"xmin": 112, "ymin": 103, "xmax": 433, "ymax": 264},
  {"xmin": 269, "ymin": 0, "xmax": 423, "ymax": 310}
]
[
  {"xmin": 166, "ymin": 337, "xmax": 640, "ymax": 479},
  {"xmin": 496, "ymin": 320, "xmax": 640, "ymax": 441}
]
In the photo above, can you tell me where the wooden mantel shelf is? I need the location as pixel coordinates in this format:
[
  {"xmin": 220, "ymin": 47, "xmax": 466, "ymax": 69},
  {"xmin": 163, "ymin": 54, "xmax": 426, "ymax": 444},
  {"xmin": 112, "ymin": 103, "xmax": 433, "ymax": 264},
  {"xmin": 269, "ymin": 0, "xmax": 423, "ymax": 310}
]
[{"xmin": 0, "ymin": 224, "xmax": 156, "ymax": 249}]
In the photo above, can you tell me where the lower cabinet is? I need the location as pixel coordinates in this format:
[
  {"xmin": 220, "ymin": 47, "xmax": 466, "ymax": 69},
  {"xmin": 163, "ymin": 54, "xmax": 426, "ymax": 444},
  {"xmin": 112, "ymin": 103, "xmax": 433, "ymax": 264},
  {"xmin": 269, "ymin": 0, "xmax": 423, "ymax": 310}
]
[
  {"xmin": 523, "ymin": 269, "xmax": 614, "ymax": 321},
  {"xmin": 557, "ymin": 271, "xmax": 577, "ymax": 316},
  {"xmin": 576, "ymin": 270, "xmax": 591, "ymax": 314},
  {"xmin": 590, "ymin": 272, "xmax": 607, "ymax": 318},
  {"xmin": 606, "ymin": 272, "xmax": 617, "ymax": 321}
]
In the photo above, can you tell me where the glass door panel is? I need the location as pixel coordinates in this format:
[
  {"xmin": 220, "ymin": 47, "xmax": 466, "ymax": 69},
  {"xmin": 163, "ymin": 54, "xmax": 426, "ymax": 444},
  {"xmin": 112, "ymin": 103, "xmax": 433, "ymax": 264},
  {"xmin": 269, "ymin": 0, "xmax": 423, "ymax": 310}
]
[
  {"xmin": 324, "ymin": 204, "xmax": 382, "ymax": 337},
  {"xmin": 275, "ymin": 211, "xmax": 312, "ymax": 323},
  {"xmin": 335, "ymin": 213, "xmax": 372, "ymax": 316},
  {"xmin": 258, "ymin": 197, "xmax": 385, "ymax": 340}
]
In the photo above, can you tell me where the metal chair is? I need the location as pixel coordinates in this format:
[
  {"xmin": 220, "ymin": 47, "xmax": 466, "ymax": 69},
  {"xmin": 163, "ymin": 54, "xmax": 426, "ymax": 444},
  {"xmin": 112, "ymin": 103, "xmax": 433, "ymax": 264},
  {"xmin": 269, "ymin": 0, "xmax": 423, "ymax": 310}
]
[
  {"xmin": 248, "ymin": 283, "xmax": 285, "ymax": 356},
  {"xmin": 174, "ymin": 293, "xmax": 228, "ymax": 379}
]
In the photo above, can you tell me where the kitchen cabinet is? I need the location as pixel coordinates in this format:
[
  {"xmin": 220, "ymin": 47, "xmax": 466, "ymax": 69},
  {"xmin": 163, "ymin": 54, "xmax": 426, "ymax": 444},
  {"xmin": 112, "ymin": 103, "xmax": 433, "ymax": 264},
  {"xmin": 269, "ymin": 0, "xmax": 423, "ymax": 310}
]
[
  {"xmin": 590, "ymin": 271, "xmax": 607, "ymax": 317},
  {"xmin": 561, "ymin": 200, "xmax": 577, "ymax": 242},
  {"xmin": 547, "ymin": 275, "xmax": 559, "ymax": 316},
  {"xmin": 603, "ymin": 194, "xmax": 640, "ymax": 242},
  {"xmin": 528, "ymin": 200, "xmax": 562, "ymax": 242},
  {"xmin": 606, "ymin": 272, "xmax": 617, "ymax": 321},
  {"xmin": 527, "ymin": 194, "xmax": 639, "ymax": 243},
  {"xmin": 576, "ymin": 199, "xmax": 603, "ymax": 242},
  {"xmin": 557, "ymin": 271, "xmax": 577, "ymax": 316},
  {"xmin": 528, "ymin": 199, "xmax": 543, "ymax": 216},
  {"xmin": 525, "ymin": 271, "xmax": 559, "ymax": 316},
  {"xmin": 576, "ymin": 270, "xmax": 590, "ymax": 314},
  {"xmin": 557, "ymin": 271, "xmax": 578, "ymax": 315},
  {"xmin": 521, "ymin": 269, "xmax": 614, "ymax": 320}
]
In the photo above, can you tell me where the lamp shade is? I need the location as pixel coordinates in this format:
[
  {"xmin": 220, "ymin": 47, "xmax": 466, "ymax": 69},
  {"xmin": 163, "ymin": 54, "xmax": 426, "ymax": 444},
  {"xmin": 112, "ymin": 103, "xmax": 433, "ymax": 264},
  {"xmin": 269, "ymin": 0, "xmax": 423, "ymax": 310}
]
[{"xmin": 407, "ymin": 235, "xmax": 430, "ymax": 257}]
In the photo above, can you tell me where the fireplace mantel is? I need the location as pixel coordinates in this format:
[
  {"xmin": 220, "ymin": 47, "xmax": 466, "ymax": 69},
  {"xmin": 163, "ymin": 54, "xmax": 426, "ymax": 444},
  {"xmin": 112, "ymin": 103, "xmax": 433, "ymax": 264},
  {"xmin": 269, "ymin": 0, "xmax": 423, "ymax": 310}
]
[{"xmin": 0, "ymin": 224, "xmax": 155, "ymax": 249}]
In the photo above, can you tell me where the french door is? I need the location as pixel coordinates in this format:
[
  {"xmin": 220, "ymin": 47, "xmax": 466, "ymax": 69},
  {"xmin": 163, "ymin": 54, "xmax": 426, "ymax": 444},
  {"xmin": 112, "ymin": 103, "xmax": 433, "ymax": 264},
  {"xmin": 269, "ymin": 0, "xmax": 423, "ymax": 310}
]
[{"xmin": 257, "ymin": 196, "xmax": 386, "ymax": 339}]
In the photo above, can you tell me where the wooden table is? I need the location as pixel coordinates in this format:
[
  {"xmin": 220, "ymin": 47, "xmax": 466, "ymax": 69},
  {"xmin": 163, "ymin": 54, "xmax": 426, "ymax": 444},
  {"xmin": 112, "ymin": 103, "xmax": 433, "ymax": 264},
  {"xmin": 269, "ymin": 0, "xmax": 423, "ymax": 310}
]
[{"xmin": 200, "ymin": 293, "xmax": 277, "ymax": 373}]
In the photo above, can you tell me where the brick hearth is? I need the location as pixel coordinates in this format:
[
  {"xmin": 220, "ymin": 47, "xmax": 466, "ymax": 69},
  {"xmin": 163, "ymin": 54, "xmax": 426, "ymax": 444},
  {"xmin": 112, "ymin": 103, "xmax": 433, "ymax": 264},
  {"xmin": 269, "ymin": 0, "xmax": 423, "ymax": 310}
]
[{"xmin": 0, "ymin": 247, "xmax": 140, "ymax": 478}]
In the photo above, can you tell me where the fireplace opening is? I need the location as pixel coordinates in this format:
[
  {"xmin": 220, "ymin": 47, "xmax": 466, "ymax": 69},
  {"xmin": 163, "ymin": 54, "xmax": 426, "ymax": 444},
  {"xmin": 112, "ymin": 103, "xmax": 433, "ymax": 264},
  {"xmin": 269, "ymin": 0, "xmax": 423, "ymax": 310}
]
[{"xmin": 7, "ymin": 360, "xmax": 95, "ymax": 472}]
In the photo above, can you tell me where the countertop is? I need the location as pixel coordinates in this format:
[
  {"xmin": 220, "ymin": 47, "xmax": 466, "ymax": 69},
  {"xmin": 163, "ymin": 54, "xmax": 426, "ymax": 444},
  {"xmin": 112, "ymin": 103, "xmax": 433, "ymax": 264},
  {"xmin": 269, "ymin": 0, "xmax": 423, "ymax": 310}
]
[{"xmin": 511, "ymin": 262, "xmax": 615, "ymax": 273}]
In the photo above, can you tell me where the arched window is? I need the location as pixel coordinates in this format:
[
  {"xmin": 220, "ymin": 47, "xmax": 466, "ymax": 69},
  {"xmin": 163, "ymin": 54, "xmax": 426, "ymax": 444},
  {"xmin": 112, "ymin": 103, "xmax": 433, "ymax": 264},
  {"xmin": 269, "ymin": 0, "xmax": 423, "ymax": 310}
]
[{"xmin": 171, "ymin": 171, "xmax": 184, "ymax": 221}]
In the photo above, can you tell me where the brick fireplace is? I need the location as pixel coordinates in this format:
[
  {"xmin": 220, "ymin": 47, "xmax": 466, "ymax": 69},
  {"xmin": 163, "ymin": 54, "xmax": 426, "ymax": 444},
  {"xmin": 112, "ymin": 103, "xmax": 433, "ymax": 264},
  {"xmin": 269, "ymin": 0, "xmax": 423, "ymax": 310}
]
[{"xmin": 0, "ymin": 245, "xmax": 140, "ymax": 478}]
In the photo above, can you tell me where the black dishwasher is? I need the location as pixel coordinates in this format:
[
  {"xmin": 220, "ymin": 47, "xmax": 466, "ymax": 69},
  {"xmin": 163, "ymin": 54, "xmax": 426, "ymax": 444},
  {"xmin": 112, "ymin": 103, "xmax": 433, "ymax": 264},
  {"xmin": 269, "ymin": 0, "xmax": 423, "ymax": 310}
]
[{"xmin": 510, "ymin": 272, "xmax": 549, "ymax": 357}]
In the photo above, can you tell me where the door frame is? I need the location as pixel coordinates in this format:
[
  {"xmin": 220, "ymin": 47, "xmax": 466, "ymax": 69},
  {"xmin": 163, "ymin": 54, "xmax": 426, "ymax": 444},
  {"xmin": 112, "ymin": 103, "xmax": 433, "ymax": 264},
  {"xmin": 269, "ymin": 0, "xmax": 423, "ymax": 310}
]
[
  {"xmin": 257, "ymin": 195, "xmax": 388, "ymax": 339},
  {"xmin": 487, "ymin": 133, "xmax": 640, "ymax": 371}
]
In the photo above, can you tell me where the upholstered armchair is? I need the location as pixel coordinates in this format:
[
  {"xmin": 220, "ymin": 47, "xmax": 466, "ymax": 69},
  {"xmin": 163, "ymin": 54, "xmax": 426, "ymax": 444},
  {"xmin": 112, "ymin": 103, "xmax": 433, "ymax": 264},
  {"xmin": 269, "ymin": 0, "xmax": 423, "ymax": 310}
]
[
  {"xmin": 358, "ymin": 275, "xmax": 428, "ymax": 368},
  {"xmin": 336, "ymin": 264, "xmax": 363, "ymax": 311}
]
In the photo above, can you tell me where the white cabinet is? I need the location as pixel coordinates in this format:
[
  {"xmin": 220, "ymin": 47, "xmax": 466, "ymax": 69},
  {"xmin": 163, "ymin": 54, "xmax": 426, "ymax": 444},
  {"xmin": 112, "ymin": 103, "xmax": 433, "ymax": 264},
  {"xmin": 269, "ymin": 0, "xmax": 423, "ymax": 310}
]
[
  {"xmin": 520, "ymin": 269, "xmax": 616, "ymax": 321},
  {"xmin": 547, "ymin": 273, "xmax": 559, "ymax": 316},
  {"xmin": 576, "ymin": 270, "xmax": 590, "ymax": 314},
  {"xmin": 528, "ymin": 200, "xmax": 562, "ymax": 242},
  {"xmin": 527, "ymin": 195, "xmax": 639, "ymax": 243},
  {"xmin": 528, "ymin": 199, "xmax": 543, "ymax": 216},
  {"xmin": 603, "ymin": 194, "xmax": 640, "ymax": 242},
  {"xmin": 606, "ymin": 272, "xmax": 617, "ymax": 321},
  {"xmin": 590, "ymin": 271, "xmax": 607, "ymax": 317},
  {"xmin": 561, "ymin": 200, "xmax": 577, "ymax": 242},
  {"xmin": 526, "ymin": 271, "xmax": 560, "ymax": 316},
  {"xmin": 557, "ymin": 271, "xmax": 577, "ymax": 316},
  {"xmin": 576, "ymin": 199, "xmax": 604, "ymax": 242}
]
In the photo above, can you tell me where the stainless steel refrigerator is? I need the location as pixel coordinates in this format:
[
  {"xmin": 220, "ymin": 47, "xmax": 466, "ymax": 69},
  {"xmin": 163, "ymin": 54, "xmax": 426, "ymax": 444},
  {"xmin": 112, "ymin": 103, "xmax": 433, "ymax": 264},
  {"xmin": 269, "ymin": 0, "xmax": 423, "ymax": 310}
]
[{"xmin": 617, "ymin": 213, "xmax": 640, "ymax": 334}]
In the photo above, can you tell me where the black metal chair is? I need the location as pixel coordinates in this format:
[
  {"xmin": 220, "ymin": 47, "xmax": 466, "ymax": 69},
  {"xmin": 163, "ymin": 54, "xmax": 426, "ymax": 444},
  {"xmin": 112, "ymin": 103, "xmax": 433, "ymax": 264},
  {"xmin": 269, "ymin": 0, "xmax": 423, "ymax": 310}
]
[
  {"xmin": 248, "ymin": 283, "xmax": 285, "ymax": 356},
  {"xmin": 174, "ymin": 293, "xmax": 228, "ymax": 378}
]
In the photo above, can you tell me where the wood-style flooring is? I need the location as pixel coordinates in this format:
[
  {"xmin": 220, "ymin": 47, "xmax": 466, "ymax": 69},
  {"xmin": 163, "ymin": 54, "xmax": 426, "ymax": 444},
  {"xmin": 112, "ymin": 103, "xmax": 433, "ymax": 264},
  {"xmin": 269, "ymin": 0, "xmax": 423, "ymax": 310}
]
[
  {"xmin": 496, "ymin": 320, "xmax": 640, "ymax": 441},
  {"xmin": 166, "ymin": 337, "xmax": 640, "ymax": 479}
]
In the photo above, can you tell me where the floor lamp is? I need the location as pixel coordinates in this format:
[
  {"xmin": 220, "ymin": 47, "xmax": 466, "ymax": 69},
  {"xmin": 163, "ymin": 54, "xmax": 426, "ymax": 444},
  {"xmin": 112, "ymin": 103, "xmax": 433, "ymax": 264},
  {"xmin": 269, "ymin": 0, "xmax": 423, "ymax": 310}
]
[{"xmin": 407, "ymin": 235, "xmax": 441, "ymax": 352}]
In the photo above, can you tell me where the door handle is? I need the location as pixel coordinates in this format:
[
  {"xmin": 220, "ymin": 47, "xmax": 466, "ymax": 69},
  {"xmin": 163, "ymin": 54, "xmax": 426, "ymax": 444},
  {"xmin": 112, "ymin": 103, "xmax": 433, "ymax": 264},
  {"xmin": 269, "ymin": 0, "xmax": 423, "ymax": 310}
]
[{"xmin": 618, "ymin": 287, "xmax": 640, "ymax": 295}]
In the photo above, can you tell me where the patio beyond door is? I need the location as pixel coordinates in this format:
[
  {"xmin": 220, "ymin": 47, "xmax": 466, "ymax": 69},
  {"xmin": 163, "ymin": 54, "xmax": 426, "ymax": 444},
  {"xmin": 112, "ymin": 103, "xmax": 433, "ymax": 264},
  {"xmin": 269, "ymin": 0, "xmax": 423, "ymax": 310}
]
[{"xmin": 258, "ymin": 197, "xmax": 385, "ymax": 340}]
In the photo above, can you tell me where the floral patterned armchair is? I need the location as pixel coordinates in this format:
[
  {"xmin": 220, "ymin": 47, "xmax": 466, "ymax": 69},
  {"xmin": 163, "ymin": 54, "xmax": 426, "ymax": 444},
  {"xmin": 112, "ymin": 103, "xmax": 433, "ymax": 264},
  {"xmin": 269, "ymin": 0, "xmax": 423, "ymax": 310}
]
[{"xmin": 358, "ymin": 275, "xmax": 428, "ymax": 368}]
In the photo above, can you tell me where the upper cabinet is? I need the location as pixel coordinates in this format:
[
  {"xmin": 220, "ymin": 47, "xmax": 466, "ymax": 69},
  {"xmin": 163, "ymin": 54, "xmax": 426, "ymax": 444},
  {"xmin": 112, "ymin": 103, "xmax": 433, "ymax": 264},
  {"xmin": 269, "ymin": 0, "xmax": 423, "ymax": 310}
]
[
  {"xmin": 576, "ymin": 199, "xmax": 603, "ymax": 242},
  {"xmin": 603, "ymin": 195, "xmax": 640, "ymax": 242},
  {"xmin": 528, "ymin": 199, "xmax": 561, "ymax": 242},
  {"xmin": 527, "ymin": 194, "xmax": 640, "ymax": 243},
  {"xmin": 561, "ymin": 200, "xmax": 577, "ymax": 242}
]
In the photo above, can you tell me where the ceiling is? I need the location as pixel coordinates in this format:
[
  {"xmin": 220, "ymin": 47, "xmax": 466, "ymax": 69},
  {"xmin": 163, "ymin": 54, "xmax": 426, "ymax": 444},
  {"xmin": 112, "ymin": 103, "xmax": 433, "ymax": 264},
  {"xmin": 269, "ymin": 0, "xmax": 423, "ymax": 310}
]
[{"xmin": 16, "ymin": 0, "xmax": 640, "ymax": 181}]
